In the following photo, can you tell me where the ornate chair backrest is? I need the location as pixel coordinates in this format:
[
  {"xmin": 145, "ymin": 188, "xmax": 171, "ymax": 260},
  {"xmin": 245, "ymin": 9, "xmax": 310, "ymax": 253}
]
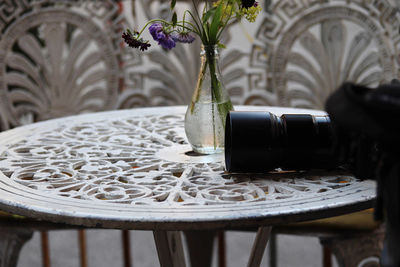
[
  {"xmin": 246, "ymin": 0, "xmax": 400, "ymax": 109},
  {"xmin": 0, "ymin": 0, "xmax": 399, "ymax": 131},
  {"xmin": 0, "ymin": 1, "xmax": 131, "ymax": 130}
]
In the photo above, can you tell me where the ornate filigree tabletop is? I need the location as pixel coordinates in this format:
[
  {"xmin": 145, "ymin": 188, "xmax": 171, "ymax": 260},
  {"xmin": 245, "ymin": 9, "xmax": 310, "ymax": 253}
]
[{"xmin": 0, "ymin": 106, "xmax": 376, "ymax": 230}]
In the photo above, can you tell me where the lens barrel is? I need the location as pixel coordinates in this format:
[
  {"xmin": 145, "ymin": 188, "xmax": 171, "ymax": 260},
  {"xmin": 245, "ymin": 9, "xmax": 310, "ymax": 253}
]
[{"xmin": 225, "ymin": 111, "xmax": 337, "ymax": 172}]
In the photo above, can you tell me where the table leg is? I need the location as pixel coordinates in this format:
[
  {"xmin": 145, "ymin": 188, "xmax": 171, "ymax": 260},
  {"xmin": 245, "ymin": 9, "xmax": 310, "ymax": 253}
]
[
  {"xmin": 247, "ymin": 226, "xmax": 272, "ymax": 267},
  {"xmin": 184, "ymin": 230, "xmax": 215, "ymax": 267},
  {"xmin": 0, "ymin": 228, "xmax": 33, "ymax": 267},
  {"xmin": 153, "ymin": 231, "xmax": 186, "ymax": 267},
  {"xmin": 268, "ymin": 231, "xmax": 277, "ymax": 267}
]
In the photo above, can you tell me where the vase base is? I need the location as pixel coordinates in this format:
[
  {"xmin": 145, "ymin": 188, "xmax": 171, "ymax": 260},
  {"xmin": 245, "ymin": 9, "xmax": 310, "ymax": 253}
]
[{"xmin": 192, "ymin": 146, "xmax": 224, "ymax": 155}]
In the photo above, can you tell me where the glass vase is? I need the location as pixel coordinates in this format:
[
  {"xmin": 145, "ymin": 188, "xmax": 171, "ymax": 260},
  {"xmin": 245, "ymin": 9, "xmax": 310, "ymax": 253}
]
[{"xmin": 185, "ymin": 45, "xmax": 234, "ymax": 154}]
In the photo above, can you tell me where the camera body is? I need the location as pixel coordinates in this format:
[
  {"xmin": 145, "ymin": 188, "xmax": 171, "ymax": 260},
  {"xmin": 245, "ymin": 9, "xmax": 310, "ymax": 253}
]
[{"xmin": 225, "ymin": 82, "xmax": 400, "ymax": 266}]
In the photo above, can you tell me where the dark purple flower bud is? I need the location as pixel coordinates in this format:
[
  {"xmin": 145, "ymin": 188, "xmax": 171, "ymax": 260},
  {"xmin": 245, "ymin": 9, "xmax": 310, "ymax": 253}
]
[
  {"xmin": 122, "ymin": 31, "xmax": 151, "ymax": 51},
  {"xmin": 139, "ymin": 42, "xmax": 151, "ymax": 51},
  {"xmin": 172, "ymin": 32, "xmax": 196, "ymax": 44},
  {"xmin": 241, "ymin": 0, "xmax": 256, "ymax": 8},
  {"xmin": 149, "ymin": 23, "xmax": 176, "ymax": 50}
]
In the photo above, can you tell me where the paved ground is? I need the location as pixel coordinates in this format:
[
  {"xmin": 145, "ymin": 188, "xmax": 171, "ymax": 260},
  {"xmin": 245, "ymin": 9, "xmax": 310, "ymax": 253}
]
[{"xmin": 17, "ymin": 230, "xmax": 339, "ymax": 267}]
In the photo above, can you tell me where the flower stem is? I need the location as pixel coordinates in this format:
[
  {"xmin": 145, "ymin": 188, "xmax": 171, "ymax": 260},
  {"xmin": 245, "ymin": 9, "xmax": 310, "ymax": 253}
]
[
  {"xmin": 190, "ymin": 59, "xmax": 208, "ymax": 114},
  {"xmin": 206, "ymin": 48, "xmax": 231, "ymax": 124},
  {"xmin": 136, "ymin": 19, "xmax": 200, "ymax": 38},
  {"xmin": 204, "ymin": 46, "xmax": 233, "ymax": 149}
]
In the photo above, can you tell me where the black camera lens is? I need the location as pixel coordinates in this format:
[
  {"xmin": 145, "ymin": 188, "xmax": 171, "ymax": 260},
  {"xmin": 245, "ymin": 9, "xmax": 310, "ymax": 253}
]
[{"xmin": 225, "ymin": 111, "xmax": 337, "ymax": 172}]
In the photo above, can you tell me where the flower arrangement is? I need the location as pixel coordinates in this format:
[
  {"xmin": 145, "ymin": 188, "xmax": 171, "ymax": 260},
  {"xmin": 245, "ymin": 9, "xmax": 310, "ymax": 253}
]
[
  {"xmin": 122, "ymin": 0, "xmax": 261, "ymax": 51},
  {"xmin": 123, "ymin": 0, "xmax": 261, "ymax": 154}
]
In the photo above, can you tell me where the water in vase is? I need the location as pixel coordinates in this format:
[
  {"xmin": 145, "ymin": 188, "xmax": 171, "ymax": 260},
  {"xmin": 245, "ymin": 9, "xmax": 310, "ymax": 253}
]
[{"xmin": 185, "ymin": 100, "xmax": 232, "ymax": 154}]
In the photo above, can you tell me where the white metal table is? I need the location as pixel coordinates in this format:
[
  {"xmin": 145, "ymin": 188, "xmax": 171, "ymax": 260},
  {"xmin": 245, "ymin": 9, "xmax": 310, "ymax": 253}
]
[{"xmin": 0, "ymin": 106, "xmax": 376, "ymax": 267}]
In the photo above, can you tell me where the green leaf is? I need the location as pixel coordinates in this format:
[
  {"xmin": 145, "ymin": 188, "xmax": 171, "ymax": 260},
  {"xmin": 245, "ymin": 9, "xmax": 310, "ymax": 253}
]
[
  {"xmin": 202, "ymin": 7, "xmax": 216, "ymax": 24},
  {"xmin": 170, "ymin": 0, "xmax": 176, "ymax": 10},
  {"xmin": 172, "ymin": 12, "xmax": 177, "ymax": 26},
  {"xmin": 202, "ymin": 22, "xmax": 210, "ymax": 43},
  {"xmin": 209, "ymin": 4, "xmax": 223, "ymax": 44}
]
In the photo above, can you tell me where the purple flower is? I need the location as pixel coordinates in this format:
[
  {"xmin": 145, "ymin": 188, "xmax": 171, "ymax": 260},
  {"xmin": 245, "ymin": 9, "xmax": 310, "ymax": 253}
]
[
  {"xmin": 149, "ymin": 23, "xmax": 176, "ymax": 50},
  {"xmin": 149, "ymin": 23, "xmax": 163, "ymax": 38},
  {"xmin": 122, "ymin": 31, "xmax": 151, "ymax": 51},
  {"xmin": 172, "ymin": 32, "xmax": 196, "ymax": 44}
]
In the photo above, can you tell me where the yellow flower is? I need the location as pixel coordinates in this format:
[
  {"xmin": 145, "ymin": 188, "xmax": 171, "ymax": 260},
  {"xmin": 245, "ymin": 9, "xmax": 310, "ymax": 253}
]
[
  {"xmin": 213, "ymin": 0, "xmax": 234, "ymax": 23},
  {"xmin": 237, "ymin": 5, "xmax": 261, "ymax": 23}
]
